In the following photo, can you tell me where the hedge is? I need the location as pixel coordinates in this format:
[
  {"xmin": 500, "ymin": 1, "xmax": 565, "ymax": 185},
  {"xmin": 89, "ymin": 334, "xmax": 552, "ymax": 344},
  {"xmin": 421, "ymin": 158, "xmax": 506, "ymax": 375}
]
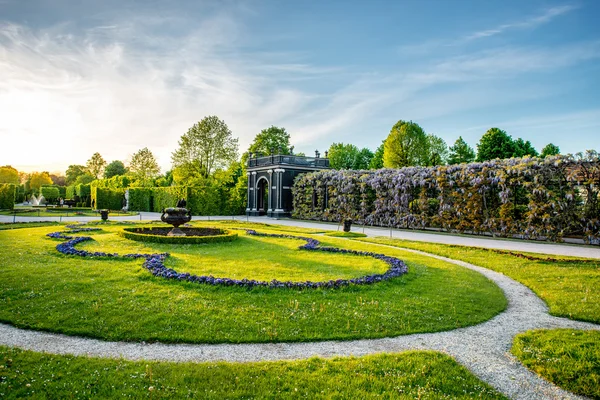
[
  {"xmin": 0, "ymin": 184, "xmax": 16, "ymax": 210},
  {"xmin": 75, "ymin": 184, "xmax": 91, "ymax": 206},
  {"xmin": 152, "ymin": 186, "xmax": 189, "ymax": 212},
  {"xmin": 127, "ymin": 188, "xmax": 152, "ymax": 212},
  {"xmin": 91, "ymin": 187, "xmax": 125, "ymax": 210},
  {"xmin": 66, "ymin": 185, "xmax": 75, "ymax": 199},
  {"xmin": 40, "ymin": 186, "xmax": 60, "ymax": 203},
  {"xmin": 120, "ymin": 227, "xmax": 238, "ymax": 244},
  {"xmin": 292, "ymin": 153, "xmax": 600, "ymax": 244}
]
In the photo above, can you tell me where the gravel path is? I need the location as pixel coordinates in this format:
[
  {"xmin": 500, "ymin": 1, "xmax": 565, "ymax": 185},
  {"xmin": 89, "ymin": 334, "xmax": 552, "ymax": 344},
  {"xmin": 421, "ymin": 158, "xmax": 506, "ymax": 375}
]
[{"xmin": 0, "ymin": 243, "xmax": 598, "ymax": 399}]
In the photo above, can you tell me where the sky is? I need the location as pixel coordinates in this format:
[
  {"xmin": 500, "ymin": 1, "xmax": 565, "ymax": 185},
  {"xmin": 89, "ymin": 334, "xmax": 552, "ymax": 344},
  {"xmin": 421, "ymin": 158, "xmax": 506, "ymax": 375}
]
[{"xmin": 0, "ymin": 0, "xmax": 599, "ymax": 174}]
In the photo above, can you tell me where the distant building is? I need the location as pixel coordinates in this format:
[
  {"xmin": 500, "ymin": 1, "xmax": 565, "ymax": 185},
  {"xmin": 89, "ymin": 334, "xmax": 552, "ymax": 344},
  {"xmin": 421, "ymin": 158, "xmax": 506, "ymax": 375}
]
[{"xmin": 246, "ymin": 152, "xmax": 330, "ymax": 218}]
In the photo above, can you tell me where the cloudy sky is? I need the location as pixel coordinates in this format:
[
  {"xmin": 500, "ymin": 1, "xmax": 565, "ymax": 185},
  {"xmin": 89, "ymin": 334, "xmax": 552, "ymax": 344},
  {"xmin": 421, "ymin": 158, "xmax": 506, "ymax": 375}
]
[{"xmin": 1, "ymin": 0, "xmax": 599, "ymax": 174}]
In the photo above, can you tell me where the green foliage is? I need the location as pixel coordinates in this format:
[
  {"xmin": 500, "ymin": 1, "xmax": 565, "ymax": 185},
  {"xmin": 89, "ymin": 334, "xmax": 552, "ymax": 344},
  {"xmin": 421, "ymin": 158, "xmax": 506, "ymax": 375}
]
[
  {"xmin": 91, "ymin": 187, "xmax": 125, "ymax": 210},
  {"xmin": 74, "ymin": 173, "xmax": 95, "ymax": 185},
  {"xmin": 512, "ymin": 329, "xmax": 600, "ymax": 399},
  {"xmin": 476, "ymin": 128, "xmax": 515, "ymax": 161},
  {"xmin": 247, "ymin": 126, "xmax": 293, "ymax": 160},
  {"xmin": 0, "ymin": 184, "xmax": 15, "ymax": 210},
  {"xmin": 513, "ymin": 138, "xmax": 538, "ymax": 158},
  {"xmin": 448, "ymin": 136, "xmax": 476, "ymax": 165},
  {"xmin": 86, "ymin": 152, "xmax": 107, "ymax": 179},
  {"xmin": 92, "ymin": 175, "xmax": 131, "ymax": 189},
  {"xmin": 171, "ymin": 116, "xmax": 239, "ymax": 178},
  {"xmin": 120, "ymin": 227, "xmax": 238, "ymax": 244},
  {"xmin": 128, "ymin": 147, "xmax": 160, "ymax": 183},
  {"xmin": 324, "ymin": 231, "xmax": 368, "ymax": 238},
  {"xmin": 65, "ymin": 164, "xmax": 87, "ymax": 185},
  {"xmin": 0, "ymin": 165, "xmax": 19, "ymax": 184},
  {"xmin": 75, "ymin": 184, "xmax": 91, "ymax": 206},
  {"xmin": 28, "ymin": 171, "xmax": 53, "ymax": 190},
  {"xmin": 0, "ymin": 347, "xmax": 505, "ymax": 399},
  {"xmin": 40, "ymin": 186, "xmax": 60, "ymax": 203},
  {"xmin": 49, "ymin": 173, "xmax": 66, "ymax": 186},
  {"xmin": 65, "ymin": 185, "xmax": 75, "ymax": 199},
  {"xmin": 369, "ymin": 141, "xmax": 385, "ymax": 169},
  {"xmin": 127, "ymin": 188, "xmax": 152, "ymax": 212},
  {"xmin": 103, "ymin": 160, "xmax": 127, "ymax": 178},
  {"xmin": 383, "ymin": 120, "xmax": 428, "ymax": 168},
  {"xmin": 541, "ymin": 143, "xmax": 560, "ymax": 158},
  {"xmin": 328, "ymin": 143, "xmax": 373, "ymax": 170},
  {"xmin": 0, "ymin": 224, "xmax": 506, "ymax": 343},
  {"xmin": 152, "ymin": 186, "xmax": 189, "ymax": 212},
  {"xmin": 425, "ymin": 134, "xmax": 448, "ymax": 166}
]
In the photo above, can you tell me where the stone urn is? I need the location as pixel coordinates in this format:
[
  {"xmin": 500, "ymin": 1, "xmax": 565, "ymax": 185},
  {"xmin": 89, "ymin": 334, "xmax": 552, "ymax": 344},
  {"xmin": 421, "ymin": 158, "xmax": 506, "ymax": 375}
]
[
  {"xmin": 99, "ymin": 209, "xmax": 109, "ymax": 221},
  {"xmin": 161, "ymin": 207, "xmax": 192, "ymax": 236},
  {"xmin": 343, "ymin": 218, "xmax": 352, "ymax": 232}
]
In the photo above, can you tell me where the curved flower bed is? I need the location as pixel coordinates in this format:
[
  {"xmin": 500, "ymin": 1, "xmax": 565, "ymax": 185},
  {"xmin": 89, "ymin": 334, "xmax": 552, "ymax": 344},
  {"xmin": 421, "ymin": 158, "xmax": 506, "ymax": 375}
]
[
  {"xmin": 120, "ymin": 227, "xmax": 238, "ymax": 244},
  {"xmin": 46, "ymin": 227, "xmax": 408, "ymax": 289}
]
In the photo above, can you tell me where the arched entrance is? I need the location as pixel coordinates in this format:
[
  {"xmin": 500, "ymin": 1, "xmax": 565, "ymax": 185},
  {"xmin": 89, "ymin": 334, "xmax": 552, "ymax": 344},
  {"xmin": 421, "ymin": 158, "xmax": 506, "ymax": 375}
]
[{"xmin": 256, "ymin": 177, "xmax": 269, "ymax": 215}]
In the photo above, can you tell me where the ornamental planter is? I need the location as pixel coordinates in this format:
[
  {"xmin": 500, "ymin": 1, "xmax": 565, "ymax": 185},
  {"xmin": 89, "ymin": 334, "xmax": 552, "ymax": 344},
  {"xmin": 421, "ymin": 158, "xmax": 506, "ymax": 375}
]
[
  {"xmin": 343, "ymin": 218, "xmax": 353, "ymax": 232},
  {"xmin": 161, "ymin": 207, "xmax": 192, "ymax": 236},
  {"xmin": 99, "ymin": 209, "xmax": 109, "ymax": 221}
]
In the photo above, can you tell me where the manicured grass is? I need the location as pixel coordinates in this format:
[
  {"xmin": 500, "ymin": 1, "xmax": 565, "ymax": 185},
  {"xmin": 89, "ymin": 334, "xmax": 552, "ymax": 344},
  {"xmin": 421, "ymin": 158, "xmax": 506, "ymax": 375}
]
[
  {"xmin": 358, "ymin": 237, "xmax": 600, "ymax": 323},
  {"xmin": 0, "ymin": 223, "xmax": 506, "ymax": 343},
  {"xmin": 512, "ymin": 329, "xmax": 600, "ymax": 399},
  {"xmin": 0, "ymin": 206, "xmax": 138, "ymax": 217},
  {"xmin": 0, "ymin": 346, "xmax": 506, "ymax": 399},
  {"xmin": 325, "ymin": 231, "xmax": 368, "ymax": 238},
  {"xmin": 0, "ymin": 222, "xmax": 62, "ymax": 231}
]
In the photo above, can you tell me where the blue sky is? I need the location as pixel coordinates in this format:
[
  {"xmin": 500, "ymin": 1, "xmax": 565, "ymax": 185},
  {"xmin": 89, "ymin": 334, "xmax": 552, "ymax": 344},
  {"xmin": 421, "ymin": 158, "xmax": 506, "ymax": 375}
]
[{"xmin": 0, "ymin": 0, "xmax": 599, "ymax": 173}]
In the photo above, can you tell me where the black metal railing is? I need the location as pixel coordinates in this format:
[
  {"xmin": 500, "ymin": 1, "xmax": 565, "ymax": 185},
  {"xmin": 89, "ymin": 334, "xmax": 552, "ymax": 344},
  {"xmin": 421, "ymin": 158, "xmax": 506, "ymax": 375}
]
[{"xmin": 248, "ymin": 154, "xmax": 330, "ymax": 168}]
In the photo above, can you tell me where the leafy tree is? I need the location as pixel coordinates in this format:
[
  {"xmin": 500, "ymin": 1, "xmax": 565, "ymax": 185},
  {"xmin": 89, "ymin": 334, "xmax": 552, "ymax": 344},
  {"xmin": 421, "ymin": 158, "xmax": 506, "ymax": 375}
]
[
  {"xmin": 513, "ymin": 138, "xmax": 538, "ymax": 158},
  {"xmin": 74, "ymin": 173, "xmax": 95, "ymax": 185},
  {"xmin": 476, "ymin": 128, "xmax": 515, "ymax": 162},
  {"xmin": 369, "ymin": 141, "xmax": 385, "ymax": 169},
  {"xmin": 448, "ymin": 136, "xmax": 476, "ymax": 165},
  {"xmin": 171, "ymin": 116, "xmax": 239, "ymax": 178},
  {"xmin": 49, "ymin": 174, "xmax": 66, "ymax": 186},
  {"xmin": 104, "ymin": 160, "xmax": 127, "ymax": 178},
  {"xmin": 86, "ymin": 153, "xmax": 107, "ymax": 179},
  {"xmin": 383, "ymin": 120, "xmax": 428, "ymax": 168},
  {"xmin": 65, "ymin": 165, "xmax": 87, "ymax": 185},
  {"xmin": 425, "ymin": 134, "xmax": 448, "ymax": 166},
  {"xmin": 0, "ymin": 166, "xmax": 19, "ymax": 184},
  {"xmin": 248, "ymin": 126, "xmax": 293, "ymax": 157},
  {"xmin": 327, "ymin": 143, "xmax": 373, "ymax": 170},
  {"xmin": 541, "ymin": 143, "xmax": 560, "ymax": 158},
  {"xmin": 28, "ymin": 172, "xmax": 53, "ymax": 191},
  {"xmin": 129, "ymin": 148, "xmax": 160, "ymax": 183}
]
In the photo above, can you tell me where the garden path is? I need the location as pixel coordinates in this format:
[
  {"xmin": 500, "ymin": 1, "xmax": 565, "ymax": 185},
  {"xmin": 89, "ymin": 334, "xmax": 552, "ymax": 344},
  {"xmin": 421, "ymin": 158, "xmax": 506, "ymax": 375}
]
[{"xmin": 0, "ymin": 242, "xmax": 598, "ymax": 399}]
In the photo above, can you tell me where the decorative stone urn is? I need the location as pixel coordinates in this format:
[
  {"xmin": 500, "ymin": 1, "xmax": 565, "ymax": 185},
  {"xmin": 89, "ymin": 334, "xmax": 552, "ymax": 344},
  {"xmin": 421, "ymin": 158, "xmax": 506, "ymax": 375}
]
[
  {"xmin": 99, "ymin": 209, "xmax": 109, "ymax": 221},
  {"xmin": 161, "ymin": 207, "xmax": 192, "ymax": 236},
  {"xmin": 343, "ymin": 218, "xmax": 353, "ymax": 232}
]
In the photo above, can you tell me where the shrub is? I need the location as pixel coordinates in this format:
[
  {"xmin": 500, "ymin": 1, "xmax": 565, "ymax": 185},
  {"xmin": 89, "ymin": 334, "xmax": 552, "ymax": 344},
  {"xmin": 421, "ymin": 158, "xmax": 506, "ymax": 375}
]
[
  {"xmin": 152, "ymin": 186, "xmax": 189, "ymax": 212},
  {"xmin": 75, "ymin": 184, "xmax": 91, "ymax": 206},
  {"xmin": 127, "ymin": 188, "xmax": 152, "ymax": 212},
  {"xmin": 0, "ymin": 184, "xmax": 16, "ymax": 210},
  {"xmin": 66, "ymin": 185, "xmax": 75, "ymax": 199},
  {"xmin": 40, "ymin": 186, "xmax": 60, "ymax": 203},
  {"xmin": 91, "ymin": 187, "xmax": 125, "ymax": 210},
  {"xmin": 120, "ymin": 227, "xmax": 238, "ymax": 244}
]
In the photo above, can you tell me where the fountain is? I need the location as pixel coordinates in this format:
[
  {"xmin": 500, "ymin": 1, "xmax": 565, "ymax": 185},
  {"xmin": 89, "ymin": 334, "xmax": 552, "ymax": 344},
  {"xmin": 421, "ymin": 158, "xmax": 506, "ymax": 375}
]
[
  {"xmin": 30, "ymin": 194, "xmax": 45, "ymax": 206},
  {"xmin": 160, "ymin": 207, "xmax": 192, "ymax": 236}
]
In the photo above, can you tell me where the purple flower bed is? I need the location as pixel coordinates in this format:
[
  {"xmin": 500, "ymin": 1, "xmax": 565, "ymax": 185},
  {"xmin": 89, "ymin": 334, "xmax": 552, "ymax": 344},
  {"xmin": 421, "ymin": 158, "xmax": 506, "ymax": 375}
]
[{"xmin": 46, "ymin": 227, "xmax": 408, "ymax": 289}]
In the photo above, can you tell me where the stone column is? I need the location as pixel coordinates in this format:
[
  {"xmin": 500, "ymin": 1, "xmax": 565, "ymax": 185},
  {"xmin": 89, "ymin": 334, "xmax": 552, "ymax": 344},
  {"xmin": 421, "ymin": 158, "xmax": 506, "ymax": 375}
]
[
  {"xmin": 246, "ymin": 172, "xmax": 251, "ymax": 211},
  {"xmin": 267, "ymin": 169, "xmax": 273, "ymax": 211},
  {"xmin": 274, "ymin": 168, "xmax": 285, "ymax": 211},
  {"xmin": 251, "ymin": 172, "xmax": 257, "ymax": 211}
]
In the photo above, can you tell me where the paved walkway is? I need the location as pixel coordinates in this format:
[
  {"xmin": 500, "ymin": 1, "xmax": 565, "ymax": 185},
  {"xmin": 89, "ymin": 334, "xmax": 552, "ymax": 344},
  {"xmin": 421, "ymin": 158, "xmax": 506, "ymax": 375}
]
[
  {"xmin": 3, "ymin": 213, "xmax": 600, "ymax": 258},
  {"xmin": 0, "ymin": 226, "xmax": 598, "ymax": 399}
]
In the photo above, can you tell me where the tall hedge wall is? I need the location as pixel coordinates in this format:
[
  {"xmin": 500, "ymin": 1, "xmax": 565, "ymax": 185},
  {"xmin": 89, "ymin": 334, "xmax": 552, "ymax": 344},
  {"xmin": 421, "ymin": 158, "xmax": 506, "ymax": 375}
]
[
  {"xmin": 292, "ymin": 154, "xmax": 600, "ymax": 244},
  {"xmin": 0, "ymin": 184, "xmax": 15, "ymax": 210},
  {"xmin": 152, "ymin": 186, "xmax": 189, "ymax": 212},
  {"xmin": 127, "ymin": 188, "xmax": 152, "ymax": 212},
  {"xmin": 40, "ymin": 186, "xmax": 60, "ymax": 203},
  {"xmin": 66, "ymin": 185, "xmax": 75, "ymax": 199},
  {"xmin": 91, "ymin": 187, "xmax": 125, "ymax": 210}
]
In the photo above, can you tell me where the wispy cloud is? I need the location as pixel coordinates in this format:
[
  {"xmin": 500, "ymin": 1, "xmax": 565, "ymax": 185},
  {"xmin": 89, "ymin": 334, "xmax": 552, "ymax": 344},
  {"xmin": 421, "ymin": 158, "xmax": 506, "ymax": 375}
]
[{"xmin": 463, "ymin": 4, "xmax": 578, "ymax": 41}]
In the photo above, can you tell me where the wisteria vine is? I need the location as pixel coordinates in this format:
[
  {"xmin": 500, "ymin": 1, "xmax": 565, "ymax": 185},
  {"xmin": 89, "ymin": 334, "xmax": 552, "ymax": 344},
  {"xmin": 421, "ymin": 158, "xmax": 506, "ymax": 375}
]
[{"xmin": 46, "ymin": 226, "xmax": 408, "ymax": 289}]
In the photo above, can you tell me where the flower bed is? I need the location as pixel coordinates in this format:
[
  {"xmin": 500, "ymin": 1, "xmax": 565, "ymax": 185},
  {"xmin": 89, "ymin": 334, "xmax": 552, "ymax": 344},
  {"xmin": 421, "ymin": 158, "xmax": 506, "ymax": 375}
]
[
  {"xmin": 120, "ymin": 227, "xmax": 238, "ymax": 244},
  {"xmin": 46, "ymin": 226, "xmax": 408, "ymax": 289}
]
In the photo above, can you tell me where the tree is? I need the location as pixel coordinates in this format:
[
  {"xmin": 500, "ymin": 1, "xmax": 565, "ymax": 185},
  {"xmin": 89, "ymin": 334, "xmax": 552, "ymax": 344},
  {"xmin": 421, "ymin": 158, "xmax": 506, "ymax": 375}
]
[
  {"xmin": 476, "ymin": 128, "xmax": 515, "ymax": 162},
  {"xmin": 383, "ymin": 120, "xmax": 428, "ymax": 168},
  {"xmin": 541, "ymin": 143, "xmax": 560, "ymax": 158},
  {"xmin": 129, "ymin": 148, "xmax": 160, "ymax": 183},
  {"xmin": 104, "ymin": 160, "xmax": 127, "ymax": 178},
  {"xmin": 369, "ymin": 141, "xmax": 385, "ymax": 169},
  {"xmin": 65, "ymin": 165, "xmax": 87, "ymax": 185},
  {"xmin": 28, "ymin": 172, "xmax": 53, "ymax": 191},
  {"xmin": 86, "ymin": 153, "xmax": 107, "ymax": 179},
  {"xmin": 49, "ymin": 174, "xmax": 66, "ymax": 186},
  {"xmin": 425, "ymin": 134, "xmax": 448, "ymax": 166},
  {"xmin": 448, "ymin": 136, "xmax": 476, "ymax": 165},
  {"xmin": 513, "ymin": 138, "xmax": 538, "ymax": 158},
  {"xmin": 327, "ymin": 143, "xmax": 373, "ymax": 170},
  {"xmin": 248, "ymin": 126, "xmax": 293, "ymax": 157},
  {"xmin": 74, "ymin": 173, "xmax": 95, "ymax": 185},
  {"xmin": 0, "ymin": 166, "xmax": 19, "ymax": 184},
  {"xmin": 171, "ymin": 116, "xmax": 239, "ymax": 178}
]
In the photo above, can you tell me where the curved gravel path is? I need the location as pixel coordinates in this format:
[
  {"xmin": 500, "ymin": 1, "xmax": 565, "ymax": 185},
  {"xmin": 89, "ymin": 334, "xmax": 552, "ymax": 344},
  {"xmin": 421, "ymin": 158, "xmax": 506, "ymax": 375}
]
[{"xmin": 1, "ymin": 246, "xmax": 598, "ymax": 399}]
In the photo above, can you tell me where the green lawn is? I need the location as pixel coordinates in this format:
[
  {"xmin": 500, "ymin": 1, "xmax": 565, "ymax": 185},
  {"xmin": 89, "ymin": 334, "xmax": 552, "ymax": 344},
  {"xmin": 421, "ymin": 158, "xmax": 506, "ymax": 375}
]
[
  {"xmin": 0, "ymin": 346, "xmax": 506, "ymax": 399},
  {"xmin": 0, "ymin": 223, "xmax": 506, "ymax": 343},
  {"xmin": 358, "ymin": 237, "xmax": 600, "ymax": 323},
  {"xmin": 0, "ymin": 207, "xmax": 137, "ymax": 217},
  {"xmin": 512, "ymin": 329, "xmax": 600, "ymax": 399}
]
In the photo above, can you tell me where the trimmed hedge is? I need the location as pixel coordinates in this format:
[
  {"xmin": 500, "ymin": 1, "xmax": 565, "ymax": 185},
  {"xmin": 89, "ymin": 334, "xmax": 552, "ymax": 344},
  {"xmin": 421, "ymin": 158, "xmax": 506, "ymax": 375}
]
[
  {"xmin": 127, "ymin": 188, "xmax": 152, "ymax": 212},
  {"xmin": 0, "ymin": 184, "xmax": 16, "ymax": 210},
  {"xmin": 40, "ymin": 186, "xmax": 60, "ymax": 203},
  {"xmin": 152, "ymin": 186, "xmax": 189, "ymax": 212},
  {"xmin": 293, "ymin": 154, "xmax": 600, "ymax": 244},
  {"xmin": 91, "ymin": 187, "xmax": 125, "ymax": 210},
  {"xmin": 66, "ymin": 185, "xmax": 75, "ymax": 199},
  {"xmin": 120, "ymin": 227, "xmax": 238, "ymax": 244}
]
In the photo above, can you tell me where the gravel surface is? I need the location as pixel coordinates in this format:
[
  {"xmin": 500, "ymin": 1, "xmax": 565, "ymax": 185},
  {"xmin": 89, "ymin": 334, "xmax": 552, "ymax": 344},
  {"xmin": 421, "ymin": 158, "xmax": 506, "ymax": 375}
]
[{"xmin": 0, "ymin": 245, "xmax": 598, "ymax": 399}]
